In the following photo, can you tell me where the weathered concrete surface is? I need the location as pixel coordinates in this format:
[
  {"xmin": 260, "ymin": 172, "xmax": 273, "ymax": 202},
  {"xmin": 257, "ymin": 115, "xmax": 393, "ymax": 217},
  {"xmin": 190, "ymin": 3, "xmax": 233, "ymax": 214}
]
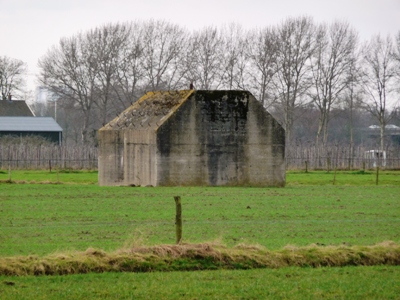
[{"xmin": 98, "ymin": 90, "xmax": 285, "ymax": 187}]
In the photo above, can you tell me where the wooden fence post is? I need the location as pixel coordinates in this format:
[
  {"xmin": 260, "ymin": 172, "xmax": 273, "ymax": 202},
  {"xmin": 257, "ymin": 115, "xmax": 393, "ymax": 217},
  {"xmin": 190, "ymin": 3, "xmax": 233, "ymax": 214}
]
[
  {"xmin": 174, "ymin": 196, "xmax": 182, "ymax": 244},
  {"xmin": 376, "ymin": 166, "xmax": 379, "ymax": 186},
  {"xmin": 327, "ymin": 157, "xmax": 331, "ymax": 173},
  {"xmin": 333, "ymin": 167, "xmax": 337, "ymax": 185},
  {"xmin": 8, "ymin": 164, "xmax": 11, "ymax": 182}
]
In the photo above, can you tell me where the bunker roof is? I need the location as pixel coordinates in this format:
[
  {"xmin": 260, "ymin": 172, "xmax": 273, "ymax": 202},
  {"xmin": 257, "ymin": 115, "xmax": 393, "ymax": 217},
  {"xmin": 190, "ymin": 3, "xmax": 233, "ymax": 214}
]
[{"xmin": 100, "ymin": 90, "xmax": 194, "ymax": 131}]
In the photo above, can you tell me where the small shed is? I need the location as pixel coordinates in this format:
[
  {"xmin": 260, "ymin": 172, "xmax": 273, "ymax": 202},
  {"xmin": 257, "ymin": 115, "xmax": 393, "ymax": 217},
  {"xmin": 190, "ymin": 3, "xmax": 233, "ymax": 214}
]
[
  {"xmin": 98, "ymin": 90, "xmax": 285, "ymax": 187},
  {"xmin": 0, "ymin": 117, "xmax": 63, "ymax": 144}
]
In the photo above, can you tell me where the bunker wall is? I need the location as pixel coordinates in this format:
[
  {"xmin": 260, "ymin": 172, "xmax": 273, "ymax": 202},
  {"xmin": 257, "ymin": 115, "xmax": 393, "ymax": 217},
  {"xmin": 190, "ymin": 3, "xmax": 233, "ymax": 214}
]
[{"xmin": 156, "ymin": 91, "xmax": 285, "ymax": 186}]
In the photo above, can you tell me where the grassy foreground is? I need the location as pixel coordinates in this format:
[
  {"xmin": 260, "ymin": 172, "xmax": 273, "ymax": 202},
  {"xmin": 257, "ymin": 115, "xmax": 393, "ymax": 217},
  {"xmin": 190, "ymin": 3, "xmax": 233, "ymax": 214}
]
[
  {"xmin": 2, "ymin": 266, "xmax": 399, "ymax": 299},
  {"xmin": 0, "ymin": 170, "xmax": 399, "ymax": 299},
  {"xmin": 1, "ymin": 182, "xmax": 399, "ymax": 255}
]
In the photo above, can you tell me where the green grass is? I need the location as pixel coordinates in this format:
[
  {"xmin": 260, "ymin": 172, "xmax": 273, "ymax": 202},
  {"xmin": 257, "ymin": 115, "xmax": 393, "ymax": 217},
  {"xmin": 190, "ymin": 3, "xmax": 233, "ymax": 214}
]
[
  {"xmin": 287, "ymin": 169, "xmax": 400, "ymax": 185},
  {"xmin": 0, "ymin": 170, "xmax": 399, "ymax": 299},
  {"xmin": 1, "ymin": 183, "xmax": 399, "ymax": 256},
  {"xmin": 1, "ymin": 266, "xmax": 399, "ymax": 299},
  {"xmin": 1, "ymin": 169, "xmax": 399, "ymax": 185},
  {"xmin": 0, "ymin": 169, "xmax": 97, "ymax": 184}
]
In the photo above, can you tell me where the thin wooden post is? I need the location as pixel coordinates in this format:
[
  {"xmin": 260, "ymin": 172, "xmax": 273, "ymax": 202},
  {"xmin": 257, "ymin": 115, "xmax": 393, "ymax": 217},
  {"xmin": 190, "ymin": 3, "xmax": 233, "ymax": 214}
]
[
  {"xmin": 174, "ymin": 196, "xmax": 182, "ymax": 244},
  {"xmin": 376, "ymin": 166, "xmax": 379, "ymax": 186},
  {"xmin": 8, "ymin": 164, "xmax": 11, "ymax": 182},
  {"xmin": 333, "ymin": 167, "xmax": 337, "ymax": 185},
  {"xmin": 327, "ymin": 157, "xmax": 331, "ymax": 173},
  {"xmin": 305, "ymin": 160, "xmax": 308, "ymax": 173}
]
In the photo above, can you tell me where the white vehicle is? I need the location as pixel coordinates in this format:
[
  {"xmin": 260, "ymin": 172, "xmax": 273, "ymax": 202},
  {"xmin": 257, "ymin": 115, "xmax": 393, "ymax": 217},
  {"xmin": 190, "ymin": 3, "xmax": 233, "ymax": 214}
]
[{"xmin": 364, "ymin": 150, "xmax": 386, "ymax": 167}]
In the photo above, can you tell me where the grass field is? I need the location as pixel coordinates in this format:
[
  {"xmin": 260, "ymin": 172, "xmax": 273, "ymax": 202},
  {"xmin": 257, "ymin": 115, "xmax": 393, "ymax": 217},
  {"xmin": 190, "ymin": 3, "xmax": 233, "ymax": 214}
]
[
  {"xmin": 0, "ymin": 169, "xmax": 399, "ymax": 299},
  {"xmin": 2, "ymin": 266, "xmax": 400, "ymax": 299}
]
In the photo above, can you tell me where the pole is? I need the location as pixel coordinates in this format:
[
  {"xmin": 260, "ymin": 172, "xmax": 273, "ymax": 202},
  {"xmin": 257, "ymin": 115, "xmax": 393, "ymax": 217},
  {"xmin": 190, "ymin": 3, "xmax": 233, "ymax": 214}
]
[
  {"xmin": 8, "ymin": 164, "xmax": 11, "ymax": 182},
  {"xmin": 174, "ymin": 196, "xmax": 182, "ymax": 244}
]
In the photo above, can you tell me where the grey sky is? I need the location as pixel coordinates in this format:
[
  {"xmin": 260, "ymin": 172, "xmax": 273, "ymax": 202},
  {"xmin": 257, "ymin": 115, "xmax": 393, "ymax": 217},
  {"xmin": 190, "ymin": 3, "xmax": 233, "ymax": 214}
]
[{"xmin": 1, "ymin": 0, "xmax": 399, "ymax": 91}]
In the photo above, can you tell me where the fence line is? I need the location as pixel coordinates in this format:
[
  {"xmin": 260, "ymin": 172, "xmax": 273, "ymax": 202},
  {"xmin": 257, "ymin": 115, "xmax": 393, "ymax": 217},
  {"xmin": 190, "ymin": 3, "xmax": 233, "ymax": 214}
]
[
  {"xmin": 1, "ymin": 144, "xmax": 399, "ymax": 170},
  {"xmin": 0, "ymin": 159, "xmax": 98, "ymax": 170},
  {"xmin": 2, "ymin": 158, "xmax": 399, "ymax": 171},
  {"xmin": 0, "ymin": 144, "xmax": 98, "ymax": 170},
  {"xmin": 285, "ymin": 144, "xmax": 400, "ymax": 170},
  {"xmin": 286, "ymin": 157, "xmax": 400, "ymax": 170}
]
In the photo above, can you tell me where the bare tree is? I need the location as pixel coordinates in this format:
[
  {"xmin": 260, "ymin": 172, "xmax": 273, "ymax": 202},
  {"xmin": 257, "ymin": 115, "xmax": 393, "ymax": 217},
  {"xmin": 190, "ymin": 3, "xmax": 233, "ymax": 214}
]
[
  {"xmin": 185, "ymin": 27, "xmax": 225, "ymax": 90},
  {"xmin": 246, "ymin": 26, "xmax": 278, "ymax": 107},
  {"xmin": 0, "ymin": 56, "xmax": 27, "ymax": 100},
  {"xmin": 394, "ymin": 31, "xmax": 400, "ymax": 91},
  {"xmin": 38, "ymin": 35, "xmax": 97, "ymax": 143},
  {"xmin": 219, "ymin": 23, "xmax": 248, "ymax": 90},
  {"xmin": 273, "ymin": 16, "xmax": 317, "ymax": 145},
  {"xmin": 85, "ymin": 23, "xmax": 131, "ymax": 125},
  {"xmin": 341, "ymin": 51, "xmax": 363, "ymax": 166},
  {"xmin": 310, "ymin": 21, "xmax": 358, "ymax": 146},
  {"xmin": 141, "ymin": 20, "xmax": 188, "ymax": 91},
  {"xmin": 361, "ymin": 34, "xmax": 397, "ymax": 151},
  {"xmin": 113, "ymin": 22, "xmax": 145, "ymax": 108}
]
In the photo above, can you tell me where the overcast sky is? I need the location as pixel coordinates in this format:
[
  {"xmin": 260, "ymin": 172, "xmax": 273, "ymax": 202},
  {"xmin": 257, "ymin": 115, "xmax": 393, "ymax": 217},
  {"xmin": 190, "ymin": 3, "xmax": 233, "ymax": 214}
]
[{"xmin": 1, "ymin": 0, "xmax": 399, "ymax": 91}]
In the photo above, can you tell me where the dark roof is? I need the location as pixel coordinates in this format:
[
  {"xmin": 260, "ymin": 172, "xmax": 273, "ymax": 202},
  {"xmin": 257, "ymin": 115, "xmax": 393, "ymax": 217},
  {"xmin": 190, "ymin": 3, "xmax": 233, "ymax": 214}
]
[
  {"xmin": 0, "ymin": 100, "xmax": 34, "ymax": 116},
  {"xmin": 0, "ymin": 117, "xmax": 62, "ymax": 132}
]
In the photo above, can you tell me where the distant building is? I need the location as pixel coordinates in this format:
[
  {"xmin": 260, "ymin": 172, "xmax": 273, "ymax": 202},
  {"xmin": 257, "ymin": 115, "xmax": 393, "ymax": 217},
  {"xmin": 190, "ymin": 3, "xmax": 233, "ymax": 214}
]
[
  {"xmin": 364, "ymin": 150, "xmax": 386, "ymax": 168},
  {"xmin": 0, "ymin": 117, "xmax": 62, "ymax": 144},
  {"xmin": 367, "ymin": 124, "xmax": 400, "ymax": 145},
  {"xmin": 0, "ymin": 97, "xmax": 62, "ymax": 144},
  {"xmin": 0, "ymin": 98, "xmax": 35, "ymax": 116}
]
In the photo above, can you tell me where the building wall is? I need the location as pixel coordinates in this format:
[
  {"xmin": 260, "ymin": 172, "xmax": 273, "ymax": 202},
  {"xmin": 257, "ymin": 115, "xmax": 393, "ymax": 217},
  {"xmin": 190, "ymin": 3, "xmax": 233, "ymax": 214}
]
[
  {"xmin": 245, "ymin": 95, "xmax": 285, "ymax": 186},
  {"xmin": 156, "ymin": 91, "xmax": 285, "ymax": 186},
  {"xmin": 98, "ymin": 129, "xmax": 157, "ymax": 186},
  {"xmin": 99, "ymin": 90, "xmax": 285, "ymax": 187},
  {"xmin": 156, "ymin": 96, "xmax": 208, "ymax": 185},
  {"xmin": 98, "ymin": 130, "xmax": 125, "ymax": 186},
  {"xmin": 123, "ymin": 130, "xmax": 157, "ymax": 186}
]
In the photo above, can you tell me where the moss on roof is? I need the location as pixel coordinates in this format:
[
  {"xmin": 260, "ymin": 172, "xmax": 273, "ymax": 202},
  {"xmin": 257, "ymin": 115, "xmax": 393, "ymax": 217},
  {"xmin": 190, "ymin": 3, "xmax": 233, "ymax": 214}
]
[{"xmin": 100, "ymin": 90, "xmax": 194, "ymax": 131}]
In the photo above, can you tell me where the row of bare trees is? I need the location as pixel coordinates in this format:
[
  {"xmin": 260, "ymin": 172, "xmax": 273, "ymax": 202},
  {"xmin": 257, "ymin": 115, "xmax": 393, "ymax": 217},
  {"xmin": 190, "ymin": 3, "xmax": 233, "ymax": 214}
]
[{"xmin": 2, "ymin": 17, "xmax": 399, "ymax": 149}]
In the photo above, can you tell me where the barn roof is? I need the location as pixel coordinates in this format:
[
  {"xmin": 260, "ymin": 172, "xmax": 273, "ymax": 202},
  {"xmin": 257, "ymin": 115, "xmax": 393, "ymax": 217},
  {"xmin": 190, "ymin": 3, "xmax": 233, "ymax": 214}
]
[
  {"xmin": 0, "ymin": 100, "xmax": 34, "ymax": 116},
  {"xmin": 0, "ymin": 117, "xmax": 62, "ymax": 132},
  {"xmin": 101, "ymin": 90, "xmax": 194, "ymax": 131}
]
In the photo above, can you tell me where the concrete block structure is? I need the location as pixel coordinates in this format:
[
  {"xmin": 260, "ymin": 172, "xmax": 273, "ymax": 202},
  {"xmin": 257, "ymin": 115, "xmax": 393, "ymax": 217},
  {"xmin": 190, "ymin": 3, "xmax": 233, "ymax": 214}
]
[{"xmin": 98, "ymin": 90, "xmax": 285, "ymax": 186}]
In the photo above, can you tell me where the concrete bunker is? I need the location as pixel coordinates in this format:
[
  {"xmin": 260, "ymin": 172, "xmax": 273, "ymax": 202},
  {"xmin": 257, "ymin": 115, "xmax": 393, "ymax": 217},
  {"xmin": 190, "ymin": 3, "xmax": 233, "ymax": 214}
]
[{"xmin": 98, "ymin": 90, "xmax": 285, "ymax": 186}]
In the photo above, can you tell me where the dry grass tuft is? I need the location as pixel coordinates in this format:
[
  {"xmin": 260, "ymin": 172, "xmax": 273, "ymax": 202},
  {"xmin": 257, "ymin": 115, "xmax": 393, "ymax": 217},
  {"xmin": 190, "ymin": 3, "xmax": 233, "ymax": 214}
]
[{"xmin": 0, "ymin": 241, "xmax": 399, "ymax": 276}]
